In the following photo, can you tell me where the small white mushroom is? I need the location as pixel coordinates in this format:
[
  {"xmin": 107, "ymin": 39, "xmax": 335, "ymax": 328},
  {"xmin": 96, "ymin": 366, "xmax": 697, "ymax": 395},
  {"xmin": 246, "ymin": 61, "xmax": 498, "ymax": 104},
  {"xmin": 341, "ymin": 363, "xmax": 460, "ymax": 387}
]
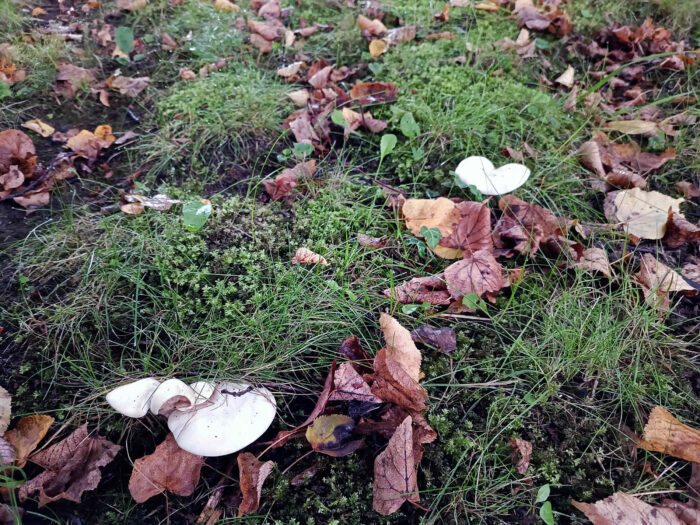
[
  {"xmin": 106, "ymin": 378, "xmax": 161, "ymax": 418},
  {"xmin": 455, "ymin": 156, "xmax": 530, "ymax": 195},
  {"xmin": 149, "ymin": 378, "xmax": 200, "ymax": 416},
  {"xmin": 167, "ymin": 382, "xmax": 276, "ymax": 457}
]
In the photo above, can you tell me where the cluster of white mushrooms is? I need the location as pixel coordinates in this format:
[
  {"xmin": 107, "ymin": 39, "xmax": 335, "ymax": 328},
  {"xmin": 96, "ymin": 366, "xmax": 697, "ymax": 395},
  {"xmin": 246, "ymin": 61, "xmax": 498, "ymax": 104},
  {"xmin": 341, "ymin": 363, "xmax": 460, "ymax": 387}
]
[
  {"xmin": 106, "ymin": 378, "xmax": 276, "ymax": 457},
  {"xmin": 455, "ymin": 156, "xmax": 531, "ymax": 195}
]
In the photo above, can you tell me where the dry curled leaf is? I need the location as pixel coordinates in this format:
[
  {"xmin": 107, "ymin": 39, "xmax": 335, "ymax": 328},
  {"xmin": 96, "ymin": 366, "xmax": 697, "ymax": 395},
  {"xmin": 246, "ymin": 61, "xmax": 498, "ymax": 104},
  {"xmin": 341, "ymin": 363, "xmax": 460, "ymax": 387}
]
[
  {"xmin": 305, "ymin": 415, "xmax": 364, "ymax": 457},
  {"xmin": 237, "ymin": 452, "xmax": 274, "ymax": 516},
  {"xmin": 329, "ymin": 362, "xmax": 381, "ymax": 403},
  {"xmin": 0, "ymin": 129, "xmax": 36, "ymax": 184},
  {"xmin": 380, "ymin": 313, "xmax": 421, "ymax": 382},
  {"xmin": 292, "ymin": 247, "xmax": 329, "ymax": 266},
  {"xmin": 606, "ymin": 188, "xmax": 684, "ymax": 240},
  {"xmin": 21, "ymin": 424, "xmax": 121, "ymax": 506},
  {"xmin": 410, "ymin": 325, "xmax": 457, "ymax": 353},
  {"xmin": 636, "ymin": 254, "xmax": 697, "ymax": 309},
  {"xmin": 370, "ymin": 349, "xmax": 427, "ymax": 412},
  {"xmin": 568, "ymin": 247, "xmax": 612, "ymax": 277},
  {"xmin": 638, "ymin": 406, "xmax": 700, "ymax": 463},
  {"xmin": 384, "ymin": 274, "xmax": 452, "ymax": 306},
  {"xmin": 440, "ymin": 201, "xmax": 493, "ymax": 255},
  {"xmin": 55, "ymin": 63, "xmax": 96, "ymax": 98},
  {"xmin": 444, "ymin": 250, "xmax": 508, "ymax": 301},
  {"xmin": 3, "ymin": 415, "xmax": 54, "ymax": 467},
  {"xmin": 373, "ymin": 416, "xmax": 419, "ymax": 515},
  {"xmin": 106, "ymin": 75, "xmax": 150, "ymax": 97},
  {"xmin": 572, "ymin": 492, "xmax": 686, "ymax": 525},
  {"xmin": 128, "ymin": 433, "xmax": 203, "ymax": 503},
  {"xmin": 350, "ymin": 81, "xmax": 398, "ymax": 105},
  {"xmin": 675, "ymin": 181, "xmax": 699, "ymax": 199},
  {"xmin": 21, "ymin": 119, "xmax": 55, "ymax": 137},
  {"xmin": 509, "ymin": 438, "xmax": 532, "ymax": 475},
  {"xmin": 0, "ymin": 386, "xmax": 10, "ymax": 435},
  {"xmin": 357, "ymin": 14, "xmax": 387, "ymax": 36},
  {"xmin": 663, "ymin": 211, "xmax": 700, "ymax": 248},
  {"xmin": 66, "ymin": 125, "xmax": 115, "ymax": 163}
]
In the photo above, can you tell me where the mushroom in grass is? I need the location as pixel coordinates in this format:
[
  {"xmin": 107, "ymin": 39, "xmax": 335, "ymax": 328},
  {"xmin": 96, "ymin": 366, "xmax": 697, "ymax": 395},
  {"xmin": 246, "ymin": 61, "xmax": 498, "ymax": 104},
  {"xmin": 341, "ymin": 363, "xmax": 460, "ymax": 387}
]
[
  {"xmin": 167, "ymin": 382, "xmax": 277, "ymax": 457},
  {"xmin": 106, "ymin": 378, "xmax": 161, "ymax": 418},
  {"xmin": 456, "ymin": 156, "xmax": 531, "ymax": 195}
]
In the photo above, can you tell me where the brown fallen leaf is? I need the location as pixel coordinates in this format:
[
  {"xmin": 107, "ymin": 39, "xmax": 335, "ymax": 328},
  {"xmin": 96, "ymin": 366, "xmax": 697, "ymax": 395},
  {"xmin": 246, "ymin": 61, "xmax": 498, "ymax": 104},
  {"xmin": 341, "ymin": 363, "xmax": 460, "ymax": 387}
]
[
  {"xmin": 179, "ymin": 67, "xmax": 196, "ymax": 81},
  {"xmin": 385, "ymin": 26, "xmax": 417, "ymax": 45},
  {"xmin": 66, "ymin": 126, "xmax": 115, "ymax": 163},
  {"xmin": 475, "ymin": 2, "xmax": 499, "ymax": 11},
  {"xmin": 410, "ymin": 325, "xmax": 457, "ymax": 353},
  {"xmin": 3, "ymin": 415, "xmax": 54, "ymax": 467},
  {"xmin": 305, "ymin": 415, "xmax": 364, "ymax": 457},
  {"xmin": 21, "ymin": 119, "xmax": 55, "ymax": 138},
  {"xmin": 605, "ymin": 188, "xmax": 684, "ymax": 240},
  {"xmin": 568, "ymin": 247, "xmax": 612, "ymax": 277},
  {"xmin": 604, "ymin": 119, "xmax": 659, "ymax": 135},
  {"xmin": 116, "ymin": 0, "xmax": 148, "ymax": 10},
  {"xmin": 350, "ymin": 81, "xmax": 398, "ymax": 105},
  {"xmin": 384, "ymin": 274, "xmax": 453, "ymax": 306},
  {"xmin": 357, "ymin": 233, "xmax": 386, "ymax": 249},
  {"xmin": 636, "ymin": 254, "xmax": 697, "ymax": 309},
  {"xmin": 373, "ymin": 416, "xmax": 419, "ymax": 515},
  {"xmin": 0, "ymin": 56, "xmax": 26, "ymax": 85},
  {"xmin": 379, "ymin": 313, "xmax": 421, "ymax": 382},
  {"xmin": 357, "ymin": 14, "xmax": 387, "ymax": 36},
  {"xmin": 444, "ymin": 250, "xmax": 508, "ymax": 301},
  {"xmin": 509, "ymin": 438, "xmax": 532, "ymax": 475},
  {"xmin": 290, "ymin": 463, "xmax": 318, "ymax": 486},
  {"xmin": 369, "ymin": 39, "xmax": 387, "ymax": 57},
  {"xmin": 263, "ymin": 159, "xmax": 316, "ymax": 200},
  {"xmin": 572, "ymin": 492, "xmax": 686, "ymax": 525},
  {"xmin": 0, "ymin": 386, "xmax": 9, "ymax": 435},
  {"xmin": 663, "ymin": 211, "xmax": 700, "ymax": 248},
  {"xmin": 214, "ymin": 0, "xmax": 240, "ymax": 11},
  {"xmin": 402, "ymin": 197, "xmax": 463, "ymax": 259},
  {"xmin": 434, "ymin": 3, "xmax": 450, "ymax": 22},
  {"xmin": 288, "ymin": 89, "xmax": 309, "ymax": 107},
  {"xmin": 440, "ymin": 201, "xmax": 493, "ymax": 255},
  {"xmin": 292, "ymin": 247, "xmax": 329, "ymax": 266},
  {"xmin": 0, "ymin": 129, "xmax": 37, "ymax": 185},
  {"xmin": 554, "ymin": 65, "xmax": 575, "ymax": 88},
  {"xmin": 638, "ymin": 406, "xmax": 700, "ymax": 463},
  {"xmin": 329, "ymin": 362, "xmax": 382, "ymax": 403},
  {"xmin": 370, "ymin": 349, "xmax": 427, "ymax": 412},
  {"xmin": 277, "ymin": 61, "xmax": 304, "ymax": 79},
  {"xmin": 55, "ymin": 63, "xmax": 96, "ymax": 98},
  {"xmin": 247, "ymin": 18, "xmax": 285, "ymax": 41},
  {"xmin": 675, "ymin": 181, "xmax": 699, "ymax": 199},
  {"xmin": 21, "ymin": 424, "xmax": 121, "ymax": 505},
  {"xmin": 106, "ymin": 75, "xmax": 150, "ymax": 96},
  {"xmin": 237, "ymin": 452, "xmax": 274, "ymax": 516},
  {"xmin": 128, "ymin": 433, "xmax": 203, "ymax": 503}
]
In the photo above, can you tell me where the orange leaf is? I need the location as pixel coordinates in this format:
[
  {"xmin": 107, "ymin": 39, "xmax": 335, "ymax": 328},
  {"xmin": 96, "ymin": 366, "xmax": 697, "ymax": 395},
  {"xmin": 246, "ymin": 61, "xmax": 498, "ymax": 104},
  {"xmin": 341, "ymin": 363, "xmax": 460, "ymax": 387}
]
[
  {"xmin": 639, "ymin": 406, "xmax": 700, "ymax": 463},
  {"xmin": 3, "ymin": 414, "xmax": 54, "ymax": 467}
]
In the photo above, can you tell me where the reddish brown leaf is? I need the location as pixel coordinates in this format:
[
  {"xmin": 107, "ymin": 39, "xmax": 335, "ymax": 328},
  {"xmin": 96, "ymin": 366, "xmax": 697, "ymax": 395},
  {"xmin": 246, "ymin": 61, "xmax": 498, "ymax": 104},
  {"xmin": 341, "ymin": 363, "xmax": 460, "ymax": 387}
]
[
  {"xmin": 357, "ymin": 233, "xmax": 387, "ymax": 249},
  {"xmin": 433, "ymin": 3, "xmax": 450, "ymax": 22},
  {"xmin": 663, "ymin": 211, "xmax": 700, "ymax": 248},
  {"xmin": 337, "ymin": 335, "xmax": 372, "ymax": 363},
  {"xmin": 384, "ymin": 274, "xmax": 452, "ymax": 305},
  {"xmin": 675, "ymin": 181, "xmax": 699, "ymax": 199},
  {"xmin": 106, "ymin": 75, "xmax": 150, "ymax": 96},
  {"xmin": 509, "ymin": 438, "xmax": 532, "ymax": 475},
  {"xmin": 21, "ymin": 424, "xmax": 121, "ymax": 506},
  {"xmin": 439, "ymin": 201, "xmax": 493, "ymax": 254},
  {"xmin": 55, "ymin": 63, "xmax": 96, "ymax": 98},
  {"xmin": 370, "ymin": 349, "xmax": 427, "ymax": 412},
  {"xmin": 247, "ymin": 18, "xmax": 284, "ymax": 41},
  {"xmin": 380, "ymin": 313, "xmax": 421, "ymax": 382},
  {"xmin": 350, "ymin": 81, "xmax": 398, "ymax": 105},
  {"xmin": 0, "ymin": 129, "xmax": 36, "ymax": 185},
  {"xmin": 410, "ymin": 325, "xmax": 457, "ymax": 353},
  {"xmin": 330, "ymin": 362, "xmax": 382, "ymax": 403},
  {"xmin": 290, "ymin": 463, "xmax": 318, "ymax": 486},
  {"xmin": 3, "ymin": 415, "xmax": 54, "ymax": 467},
  {"xmin": 372, "ymin": 416, "xmax": 419, "ymax": 515},
  {"xmin": 128, "ymin": 433, "xmax": 203, "ymax": 503},
  {"xmin": 237, "ymin": 452, "xmax": 275, "ymax": 516},
  {"xmin": 263, "ymin": 159, "xmax": 316, "ymax": 200},
  {"xmin": 443, "ymin": 250, "xmax": 508, "ymax": 300}
]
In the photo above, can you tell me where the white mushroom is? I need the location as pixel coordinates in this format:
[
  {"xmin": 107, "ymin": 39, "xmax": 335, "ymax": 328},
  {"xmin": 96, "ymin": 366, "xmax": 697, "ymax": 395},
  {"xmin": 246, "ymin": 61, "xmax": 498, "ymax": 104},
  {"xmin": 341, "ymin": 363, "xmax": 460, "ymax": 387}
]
[
  {"xmin": 106, "ymin": 378, "xmax": 161, "ymax": 418},
  {"xmin": 149, "ymin": 378, "xmax": 200, "ymax": 416},
  {"xmin": 167, "ymin": 382, "xmax": 276, "ymax": 457},
  {"xmin": 456, "ymin": 156, "xmax": 530, "ymax": 195}
]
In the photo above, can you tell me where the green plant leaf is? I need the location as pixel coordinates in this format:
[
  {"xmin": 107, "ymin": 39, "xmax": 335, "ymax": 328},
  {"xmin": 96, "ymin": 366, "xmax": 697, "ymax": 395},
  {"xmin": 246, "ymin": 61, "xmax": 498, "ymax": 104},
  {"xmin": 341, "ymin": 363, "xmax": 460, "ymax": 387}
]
[
  {"xmin": 539, "ymin": 501, "xmax": 554, "ymax": 525},
  {"xmin": 462, "ymin": 293, "xmax": 486, "ymax": 311},
  {"xmin": 399, "ymin": 112, "xmax": 420, "ymax": 139},
  {"xmin": 331, "ymin": 109, "xmax": 348, "ymax": 128},
  {"xmin": 380, "ymin": 134, "xmax": 397, "ymax": 160},
  {"xmin": 420, "ymin": 226, "xmax": 442, "ymax": 250},
  {"xmin": 292, "ymin": 142, "xmax": 314, "ymax": 158},
  {"xmin": 115, "ymin": 26, "xmax": 135, "ymax": 55},
  {"xmin": 535, "ymin": 484, "xmax": 550, "ymax": 504},
  {"xmin": 401, "ymin": 304, "xmax": 420, "ymax": 314},
  {"xmin": 182, "ymin": 200, "xmax": 212, "ymax": 231},
  {"xmin": 404, "ymin": 236, "xmax": 427, "ymax": 258},
  {"xmin": 0, "ymin": 82, "xmax": 10, "ymax": 100}
]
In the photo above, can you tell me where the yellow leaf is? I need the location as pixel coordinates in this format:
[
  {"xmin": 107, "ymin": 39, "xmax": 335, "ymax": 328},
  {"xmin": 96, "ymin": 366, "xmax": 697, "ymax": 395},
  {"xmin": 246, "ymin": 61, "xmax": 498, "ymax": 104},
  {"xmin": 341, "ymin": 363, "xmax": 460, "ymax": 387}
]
[
  {"xmin": 369, "ymin": 39, "xmax": 387, "ymax": 57},
  {"xmin": 22, "ymin": 119, "xmax": 55, "ymax": 137},
  {"xmin": 604, "ymin": 120, "xmax": 658, "ymax": 135},
  {"xmin": 214, "ymin": 0, "xmax": 240, "ymax": 12}
]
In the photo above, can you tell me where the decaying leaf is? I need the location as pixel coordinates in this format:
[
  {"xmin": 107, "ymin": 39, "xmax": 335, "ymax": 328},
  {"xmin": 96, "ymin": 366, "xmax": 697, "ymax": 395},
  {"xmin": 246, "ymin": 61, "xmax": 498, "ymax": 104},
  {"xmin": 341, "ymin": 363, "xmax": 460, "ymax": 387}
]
[
  {"xmin": 329, "ymin": 362, "xmax": 381, "ymax": 403},
  {"xmin": 357, "ymin": 14, "xmax": 387, "ymax": 36},
  {"xmin": 0, "ymin": 129, "xmax": 37, "ymax": 184},
  {"xmin": 384, "ymin": 274, "xmax": 453, "ymax": 305},
  {"xmin": 663, "ymin": 211, "xmax": 700, "ymax": 248},
  {"xmin": 106, "ymin": 75, "xmax": 150, "ymax": 96},
  {"xmin": 554, "ymin": 65, "xmax": 575, "ymax": 88},
  {"xmin": 402, "ymin": 197, "xmax": 463, "ymax": 258},
  {"xmin": 3, "ymin": 415, "xmax": 54, "ymax": 467},
  {"xmin": 120, "ymin": 193, "xmax": 183, "ymax": 215},
  {"xmin": 373, "ymin": 416, "xmax": 419, "ymax": 515},
  {"xmin": 370, "ymin": 349, "xmax": 427, "ymax": 412},
  {"xmin": 410, "ymin": 325, "xmax": 457, "ymax": 353},
  {"xmin": 55, "ymin": 63, "xmax": 96, "ymax": 98},
  {"xmin": 675, "ymin": 181, "xmax": 699, "ymax": 199},
  {"xmin": 21, "ymin": 424, "xmax": 121, "ymax": 505},
  {"xmin": 292, "ymin": 247, "xmax": 329, "ymax": 266},
  {"xmin": 128, "ymin": 433, "xmax": 203, "ymax": 503},
  {"xmin": 0, "ymin": 386, "xmax": 10, "ymax": 435},
  {"xmin": 439, "ymin": 201, "xmax": 493, "ymax": 255},
  {"xmin": 350, "ymin": 81, "xmax": 398, "ymax": 105},
  {"xmin": 357, "ymin": 233, "xmax": 386, "ymax": 249},
  {"xmin": 606, "ymin": 188, "xmax": 684, "ymax": 240},
  {"xmin": 568, "ymin": 247, "xmax": 612, "ymax": 277},
  {"xmin": 444, "ymin": 250, "xmax": 508, "ymax": 301},
  {"xmin": 214, "ymin": 0, "xmax": 240, "ymax": 11},
  {"xmin": 638, "ymin": 406, "xmax": 700, "ymax": 463},
  {"xmin": 66, "ymin": 125, "xmax": 116, "ymax": 162},
  {"xmin": 572, "ymin": 492, "xmax": 687, "ymax": 525},
  {"xmin": 509, "ymin": 438, "xmax": 532, "ymax": 475},
  {"xmin": 636, "ymin": 254, "xmax": 697, "ymax": 309},
  {"xmin": 379, "ymin": 313, "xmax": 421, "ymax": 382},
  {"xmin": 305, "ymin": 415, "xmax": 364, "ymax": 457},
  {"xmin": 604, "ymin": 119, "xmax": 659, "ymax": 135},
  {"xmin": 237, "ymin": 452, "xmax": 274, "ymax": 516},
  {"xmin": 21, "ymin": 119, "xmax": 55, "ymax": 137}
]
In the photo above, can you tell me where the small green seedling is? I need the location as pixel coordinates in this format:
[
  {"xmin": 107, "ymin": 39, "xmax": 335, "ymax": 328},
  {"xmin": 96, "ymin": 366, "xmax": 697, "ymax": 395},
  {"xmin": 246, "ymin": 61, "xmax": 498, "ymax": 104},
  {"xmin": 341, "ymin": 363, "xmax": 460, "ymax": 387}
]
[
  {"xmin": 536, "ymin": 484, "xmax": 554, "ymax": 525},
  {"xmin": 420, "ymin": 226, "xmax": 442, "ymax": 250},
  {"xmin": 183, "ymin": 200, "xmax": 212, "ymax": 231},
  {"xmin": 399, "ymin": 112, "xmax": 420, "ymax": 139},
  {"xmin": 404, "ymin": 235, "xmax": 428, "ymax": 258},
  {"xmin": 115, "ymin": 26, "xmax": 135, "ymax": 56},
  {"xmin": 377, "ymin": 133, "xmax": 397, "ymax": 174}
]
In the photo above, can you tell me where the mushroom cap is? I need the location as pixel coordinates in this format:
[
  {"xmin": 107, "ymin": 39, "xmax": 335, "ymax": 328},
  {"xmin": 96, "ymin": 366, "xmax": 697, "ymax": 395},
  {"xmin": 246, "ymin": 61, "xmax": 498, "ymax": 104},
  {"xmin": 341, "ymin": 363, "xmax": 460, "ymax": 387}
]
[
  {"xmin": 177, "ymin": 381, "xmax": 216, "ymax": 411},
  {"xmin": 150, "ymin": 378, "xmax": 199, "ymax": 416},
  {"xmin": 106, "ymin": 378, "xmax": 161, "ymax": 418},
  {"xmin": 167, "ymin": 382, "xmax": 276, "ymax": 457},
  {"xmin": 456, "ymin": 156, "xmax": 530, "ymax": 195}
]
